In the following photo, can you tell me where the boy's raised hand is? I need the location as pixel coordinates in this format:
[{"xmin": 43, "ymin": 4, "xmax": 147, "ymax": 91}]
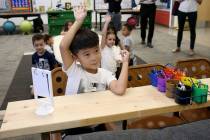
[
  {"xmin": 73, "ymin": 5, "xmax": 87, "ymax": 22},
  {"xmin": 104, "ymin": 15, "xmax": 112, "ymax": 23},
  {"xmin": 121, "ymin": 50, "xmax": 129, "ymax": 63}
]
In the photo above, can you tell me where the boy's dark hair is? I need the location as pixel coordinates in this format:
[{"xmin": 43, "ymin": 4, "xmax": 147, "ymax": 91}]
[
  {"xmin": 123, "ymin": 23, "xmax": 133, "ymax": 31},
  {"xmin": 70, "ymin": 29, "xmax": 99, "ymax": 55},
  {"xmin": 44, "ymin": 34, "xmax": 52, "ymax": 43},
  {"xmin": 32, "ymin": 34, "xmax": 44, "ymax": 45}
]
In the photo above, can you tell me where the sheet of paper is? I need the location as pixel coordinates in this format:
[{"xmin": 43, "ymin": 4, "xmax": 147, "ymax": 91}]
[{"xmin": 31, "ymin": 67, "xmax": 53, "ymax": 98}]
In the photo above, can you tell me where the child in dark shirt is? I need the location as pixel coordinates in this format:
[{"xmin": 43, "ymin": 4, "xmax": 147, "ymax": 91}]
[{"xmin": 32, "ymin": 34, "xmax": 57, "ymax": 71}]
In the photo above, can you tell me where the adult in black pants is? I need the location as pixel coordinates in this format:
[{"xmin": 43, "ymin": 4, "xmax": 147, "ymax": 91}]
[
  {"xmin": 104, "ymin": 0, "xmax": 122, "ymax": 32},
  {"xmin": 172, "ymin": 0, "xmax": 202, "ymax": 56},
  {"xmin": 140, "ymin": 0, "xmax": 156, "ymax": 48}
]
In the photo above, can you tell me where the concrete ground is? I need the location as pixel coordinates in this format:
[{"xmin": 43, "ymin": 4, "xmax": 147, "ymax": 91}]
[{"xmin": 0, "ymin": 25, "xmax": 210, "ymax": 139}]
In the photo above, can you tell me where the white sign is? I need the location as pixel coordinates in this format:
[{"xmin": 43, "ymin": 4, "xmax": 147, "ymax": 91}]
[{"xmin": 31, "ymin": 67, "xmax": 54, "ymax": 116}]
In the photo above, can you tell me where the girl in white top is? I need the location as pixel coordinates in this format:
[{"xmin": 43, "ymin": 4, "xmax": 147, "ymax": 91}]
[
  {"xmin": 172, "ymin": 0, "xmax": 202, "ymax": 56},
  {"xmin": 100, "ymin": 15, "xmax": 122, "ymax": 76}
]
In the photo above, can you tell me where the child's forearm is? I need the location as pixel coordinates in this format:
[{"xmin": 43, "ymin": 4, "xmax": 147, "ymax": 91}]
[
  {"xmin": 118, "ymin": 62, "xmax": 129, "ymax": 89},
  {"xmin": 102, "ymin": 21, "xmax": 109, "ymax": 35},
  {"xmin": 111, "ymin": 61, "xmax": 128, "ymax": 95},
  {"xmin": 110, "ymin": 49, "xmax": 129, "ymax": 95},
  {"xmin": 101, "ymin": 21, "xmax": 109, "ymax": 49},
  {"xmin": 101, "ymin": 15, "xmax": 111, "ymax": 49},
  {"xmin": 60, "ymin": 21, "xmax": 83, "ymax": 70}
]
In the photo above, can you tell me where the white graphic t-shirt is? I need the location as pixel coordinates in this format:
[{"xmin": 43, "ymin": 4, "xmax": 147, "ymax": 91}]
[{"xmin": 64, "ymin": 62, "xmax": 116, "ymax": 95}]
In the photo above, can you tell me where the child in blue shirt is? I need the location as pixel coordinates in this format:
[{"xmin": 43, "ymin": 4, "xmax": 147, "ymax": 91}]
[{"xmin": 32, "ymin": 34, "xmax": 57, "ymax": 71}]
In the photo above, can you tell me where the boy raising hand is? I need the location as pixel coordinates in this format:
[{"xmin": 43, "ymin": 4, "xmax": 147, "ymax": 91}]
[{"xmin": 60, "ymin": 5, "xmax": 129, "ymax": 95}]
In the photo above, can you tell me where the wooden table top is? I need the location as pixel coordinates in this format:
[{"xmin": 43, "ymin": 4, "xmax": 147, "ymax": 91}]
[{"xmin": 0, "ymin": 78, "xmax": 210, "ymax": 138}]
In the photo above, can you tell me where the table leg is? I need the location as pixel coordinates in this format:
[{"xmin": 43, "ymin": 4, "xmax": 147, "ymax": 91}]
[
  {"xmin": 23, "ymin": 16, "xmax": 27, "ymax": 20},
  {"xmin": 173, "ymin": 112, "xmax": 180, "ymax": 117},
  {"xmin": 100, "ymin": 13, "xmax": 102, "ymax": 30},
  {"xmin": 41, "ymin": 131, "xmax": 62, "ymax": 140},
  {"xmin": 122, "ymin": 120, "xmax": 127, "ymax": 130},
  {"xmin": 95, "ymin": 12, "xmax": 97, "ymax": 28},
  {"xmin": 38, "ymin": 14, "xmax": 41, "ymax": 19},
  {"xmin": 41, "ymin": 132, "xmax": 50, "ymax": 140}
]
